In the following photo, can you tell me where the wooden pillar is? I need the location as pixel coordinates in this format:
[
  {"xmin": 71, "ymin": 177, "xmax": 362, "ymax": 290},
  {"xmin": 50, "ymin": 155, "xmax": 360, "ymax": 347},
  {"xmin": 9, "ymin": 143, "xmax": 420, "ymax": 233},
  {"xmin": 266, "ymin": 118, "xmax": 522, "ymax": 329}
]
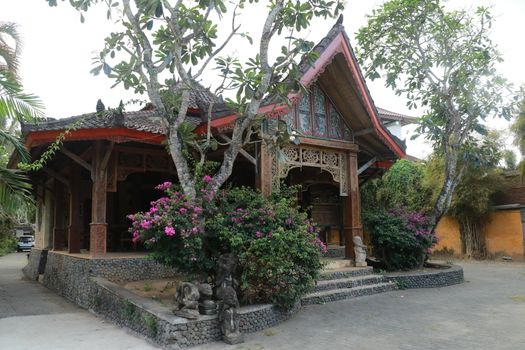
[
  {"xmin": 256, "ymin": 142, "xmax": 273, "ymax": 197},
  {"xmin": 52, "ymin": 180, "xmax": 67, "ymax": 250},
  {"xmin": 68, "ymin": 165, "xmax": 81, "ymax": 253},
  {"xmin": 344, "ymin": 151, "xmax": 362, "ymax": 260},
  {"xmin": 90, "ymin": 141, "xmax": 109, "ymax": 257}
]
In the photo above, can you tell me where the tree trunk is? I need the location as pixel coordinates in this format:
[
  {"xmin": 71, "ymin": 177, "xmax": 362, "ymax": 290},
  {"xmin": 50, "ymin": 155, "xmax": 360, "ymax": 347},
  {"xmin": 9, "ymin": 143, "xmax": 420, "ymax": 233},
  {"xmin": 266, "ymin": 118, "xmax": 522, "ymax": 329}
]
[{"xmin": 459, "ymin": 217, "xmax": 487, "ymax": 259}]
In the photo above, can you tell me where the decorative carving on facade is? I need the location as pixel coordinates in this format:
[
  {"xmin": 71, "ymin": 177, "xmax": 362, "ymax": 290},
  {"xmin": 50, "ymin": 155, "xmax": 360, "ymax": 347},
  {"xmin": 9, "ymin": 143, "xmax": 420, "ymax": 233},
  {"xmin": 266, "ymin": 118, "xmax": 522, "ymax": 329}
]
[{"xmin": 272, "ymin": 145, "xmax": 348, "ymax": 196}]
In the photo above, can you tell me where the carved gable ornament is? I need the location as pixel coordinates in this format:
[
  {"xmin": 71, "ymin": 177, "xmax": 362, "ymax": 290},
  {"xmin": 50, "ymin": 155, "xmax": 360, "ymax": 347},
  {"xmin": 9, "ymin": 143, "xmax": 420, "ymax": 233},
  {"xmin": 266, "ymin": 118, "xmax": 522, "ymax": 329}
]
[{"xmin": 271, "ymin": 145, "xmax": 348, "ymax": 196}]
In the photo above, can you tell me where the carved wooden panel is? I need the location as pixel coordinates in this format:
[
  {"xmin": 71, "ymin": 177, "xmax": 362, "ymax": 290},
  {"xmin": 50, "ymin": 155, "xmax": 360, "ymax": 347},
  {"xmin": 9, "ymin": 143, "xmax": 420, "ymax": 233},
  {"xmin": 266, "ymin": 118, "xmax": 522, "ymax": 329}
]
[{"xmin": 272, "ymin": 145, "xmax": 348, "ymax": 196}]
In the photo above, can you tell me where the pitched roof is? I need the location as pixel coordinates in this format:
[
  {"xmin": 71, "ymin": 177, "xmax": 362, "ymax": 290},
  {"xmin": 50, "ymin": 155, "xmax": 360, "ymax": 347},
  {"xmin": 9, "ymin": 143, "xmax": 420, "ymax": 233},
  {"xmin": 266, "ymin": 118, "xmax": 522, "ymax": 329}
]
[
  {"xmin": 377, "ymin": 107, "xmax": 418, "ymax": 126},
  {"xmin": 22, "ymin": 17, "xmax": 408, "ymax": 159},
  {"xmin": 21, "ymin": 110, "xmax": 200, "ymax": 136}
]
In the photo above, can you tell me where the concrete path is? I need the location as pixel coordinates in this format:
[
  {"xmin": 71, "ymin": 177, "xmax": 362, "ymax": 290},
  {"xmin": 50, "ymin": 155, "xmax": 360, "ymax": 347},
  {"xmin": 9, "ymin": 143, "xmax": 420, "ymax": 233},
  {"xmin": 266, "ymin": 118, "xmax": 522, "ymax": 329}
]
[
  {"xmin": 0, "ymin": 252, "xmax": 160, "ymax": 350},
  {"xmin": 195, "ymin": 261, "xmax": 525, "ymax": 350}
]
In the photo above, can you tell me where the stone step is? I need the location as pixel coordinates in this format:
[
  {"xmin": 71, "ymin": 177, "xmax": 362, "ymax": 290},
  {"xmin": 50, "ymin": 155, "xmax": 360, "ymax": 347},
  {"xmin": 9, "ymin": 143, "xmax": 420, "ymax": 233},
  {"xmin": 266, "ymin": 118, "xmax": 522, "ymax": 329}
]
[
  {"xmin": 314, "ymin": 275, "xmax": 385, "ymax": 293},
  {"xmin": 318, "ymin": 266, "xmax": 374, "ymax": 281},
  {"xmin": 323, "ymin": 245, "xmax": 345, "ymax": 258},
  {"xmin": 323, "ymin": 258, "xmax": 353, "ymax": 270},
  {"xmin": 301, "ymin": 282, "xmax": 396, "ymax": 305}
]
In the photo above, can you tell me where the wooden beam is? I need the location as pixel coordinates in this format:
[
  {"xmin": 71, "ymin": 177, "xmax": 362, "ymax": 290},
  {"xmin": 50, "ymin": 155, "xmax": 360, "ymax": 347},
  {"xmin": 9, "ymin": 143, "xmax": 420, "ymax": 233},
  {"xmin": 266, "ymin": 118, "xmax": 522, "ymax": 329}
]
[
  {"xmin": 61, "ymin": 147, "xmax": 92, "ymax": 172},
  {"xmin": 357, "ymin": 157, "xmax": 377, "ymax": 175},
  {"xmin": 43, "ymin": 168, "xmax": 69, "ymax": 188},
  {"xmin": 101, "ymin": 141, "xmax": 115, "ymax": 170},
  {"xmin": 353, "ymin": 128, "xmax": 374, "ymax": 137},
  {"xmin": 218, "ymin": 134, "xmax": 256, "ymax": 165}
]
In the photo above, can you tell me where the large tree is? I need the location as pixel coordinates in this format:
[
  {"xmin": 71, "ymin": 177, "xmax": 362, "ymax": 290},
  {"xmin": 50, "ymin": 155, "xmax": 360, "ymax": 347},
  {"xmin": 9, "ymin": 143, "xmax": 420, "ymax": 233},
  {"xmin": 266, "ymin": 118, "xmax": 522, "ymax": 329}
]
[
  {"xmin": 355, "ymin": 0, "xmax": 516, "ymax": 227},
  {"xmin": 425, "ymin": 131, "xmax": 505, "ymax": 258},
  {"xmin": 47, "ymin": 0, "xmax": 343, "ymax": 198},
  {"xmin": 0, "ymin": 22, "xmax": 43, "ymax": 219}
]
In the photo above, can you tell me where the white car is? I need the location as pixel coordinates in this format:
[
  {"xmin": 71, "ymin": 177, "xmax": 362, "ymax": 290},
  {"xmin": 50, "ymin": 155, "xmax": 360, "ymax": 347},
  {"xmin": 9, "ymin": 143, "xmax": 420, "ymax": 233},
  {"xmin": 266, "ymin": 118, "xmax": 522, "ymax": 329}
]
[{"xmin": 17, "ymin": 235, "xmax": 35, "ymax": 252}]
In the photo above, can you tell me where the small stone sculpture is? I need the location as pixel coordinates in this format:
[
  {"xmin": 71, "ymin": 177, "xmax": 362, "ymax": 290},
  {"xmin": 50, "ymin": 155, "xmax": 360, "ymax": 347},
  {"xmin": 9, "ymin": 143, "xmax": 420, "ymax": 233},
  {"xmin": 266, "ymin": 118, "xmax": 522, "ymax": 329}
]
[
  {"xmin": 216, "ymin": 253, "xmax": 244, "ymax": 344},
  {"xmin": 353, "ymin": 236, "xmax": 368, "ymax": 267},
  {"xmin": 173, "ymin": 282, "xmax": 200, "ymax": 319},
  {"xmin": 197, "ymin": 283, "xmax": 217, "ymax": 315}
]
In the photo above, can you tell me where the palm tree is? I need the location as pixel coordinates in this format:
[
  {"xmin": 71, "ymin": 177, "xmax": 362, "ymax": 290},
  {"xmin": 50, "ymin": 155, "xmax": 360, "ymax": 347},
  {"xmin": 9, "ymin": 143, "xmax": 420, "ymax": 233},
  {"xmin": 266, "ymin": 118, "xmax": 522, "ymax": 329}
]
[{"xmin": 0, "ymin": 22, "xmax": 44, "ymax": 219}]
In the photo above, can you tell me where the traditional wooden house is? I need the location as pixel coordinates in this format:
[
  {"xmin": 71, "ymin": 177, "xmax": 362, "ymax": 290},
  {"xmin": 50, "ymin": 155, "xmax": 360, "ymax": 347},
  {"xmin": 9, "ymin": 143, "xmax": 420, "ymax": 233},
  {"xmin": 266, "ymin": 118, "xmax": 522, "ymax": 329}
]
[{"xmin": 20, "ymin": 22, "xmax": 408, "ymax": 260}]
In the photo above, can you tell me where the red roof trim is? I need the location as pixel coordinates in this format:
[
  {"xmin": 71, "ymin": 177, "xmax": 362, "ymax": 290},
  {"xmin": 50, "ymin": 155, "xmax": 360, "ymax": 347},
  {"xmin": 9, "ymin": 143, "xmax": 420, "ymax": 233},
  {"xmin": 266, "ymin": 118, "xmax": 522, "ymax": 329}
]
[
  {"xmin": 298, "ymin": 32, "xmax": 405, "ymax": 159},
  {"xmin": 26, "ymin": 128, "xmax": 166, "ymax": 148},
  {"xmin": 193, "ymin": 103, "xmax": 290, "ymax": 135}
]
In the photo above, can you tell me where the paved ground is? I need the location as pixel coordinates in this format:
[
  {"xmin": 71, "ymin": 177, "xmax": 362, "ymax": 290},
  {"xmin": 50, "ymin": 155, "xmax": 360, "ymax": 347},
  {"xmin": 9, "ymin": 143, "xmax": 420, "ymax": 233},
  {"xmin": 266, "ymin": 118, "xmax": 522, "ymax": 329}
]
[
  {"xmin": 195, "ymin": 260, "xmax": 525, "ymax": 350},
  {"xmin": 2, "ymin": 253, "xmax": 525, "ymax": 350},
  {"xmin": 0, "ymin": 252, "xmax": 160, "ymax": 350}
]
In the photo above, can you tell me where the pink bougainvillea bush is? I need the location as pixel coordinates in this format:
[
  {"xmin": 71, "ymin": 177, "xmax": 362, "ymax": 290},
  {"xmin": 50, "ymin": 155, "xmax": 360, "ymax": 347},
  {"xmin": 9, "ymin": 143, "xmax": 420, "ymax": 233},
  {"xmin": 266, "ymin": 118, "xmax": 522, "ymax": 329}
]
[{"xmin": 128, "ymin": 181, "xmax": 325, "ymax": 309}]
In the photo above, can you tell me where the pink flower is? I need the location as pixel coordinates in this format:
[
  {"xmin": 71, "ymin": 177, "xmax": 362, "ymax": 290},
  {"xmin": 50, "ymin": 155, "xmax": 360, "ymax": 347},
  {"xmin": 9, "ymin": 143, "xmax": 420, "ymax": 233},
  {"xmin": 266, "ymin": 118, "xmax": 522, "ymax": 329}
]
[
  {"xmin": 203, "ymin": 175, "xmax": 213, "ymax": 184},
  {"xmin": 193, "ymin": 206, "xmax": 203, "ymax": 214},
  {"xmin": 132, "ymin": 231, "xmax": 140, "ymax": 243},
  {"xmin": 148, "ymin": 207, "xmax": 158, "ymax": 214},
  {"xmin": 256, "ymin": 231, "xmax": 264, "ymax": 238},
  {"xmin": 164, "ymin": 226, "xmax": 176, "ymax": 236},
  {"xmin": 140, "ymin": 220, "xmax": 152, "ymax": 230},
  {"xmin": 179, "ymin": 208, "xmax": 188, "ymax": 215},
  {"xmin": 156, "ymin": 181, "xmax": 172, "ymax": 190},
  {"xmin": 285, "ymin": 218, "xmax": 292, "ymax": 226}
]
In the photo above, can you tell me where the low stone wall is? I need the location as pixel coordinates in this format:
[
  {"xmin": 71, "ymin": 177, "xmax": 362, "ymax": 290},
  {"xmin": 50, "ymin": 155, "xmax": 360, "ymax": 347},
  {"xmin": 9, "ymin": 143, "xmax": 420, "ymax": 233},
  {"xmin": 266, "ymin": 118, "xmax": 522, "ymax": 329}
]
[
  {"xmin": 92, "ymin": 277, "xmax": 299, "ymax": 348},
  {"xmin": 22, "ymin": 248, "xmax": 48, "ymax": 281},
  {"xmin": 26, "ymin": 251, "xmax": 299, "ymax": 348},
  {"xmin": 40, "ymin": 252, "xmax": 178, "ymax": 309},
  {"xmin": 385, "ymin": 264, "xmax": 464, "ymax": 289}
]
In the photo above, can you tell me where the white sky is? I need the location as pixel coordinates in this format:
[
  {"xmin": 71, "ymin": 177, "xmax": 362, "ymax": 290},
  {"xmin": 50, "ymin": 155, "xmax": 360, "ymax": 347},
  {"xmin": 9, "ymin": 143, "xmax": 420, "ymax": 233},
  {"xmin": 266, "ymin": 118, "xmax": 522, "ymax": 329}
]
[{"xmin": 1, "ymin": 0, "xmax": 524, "ymax": 159}]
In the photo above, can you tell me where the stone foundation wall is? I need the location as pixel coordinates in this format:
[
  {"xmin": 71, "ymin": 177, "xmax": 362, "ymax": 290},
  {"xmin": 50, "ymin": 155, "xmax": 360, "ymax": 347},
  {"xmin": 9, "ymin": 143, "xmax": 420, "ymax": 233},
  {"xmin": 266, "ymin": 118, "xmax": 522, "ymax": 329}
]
[
  {"xmin": 28, "ymin": 251, "xmax": 299, "ymax": 348},
  {"xmin": 385, "ymin": 265, "xmax": 464, "ymax": 289},
  {"xmin": 41, "ymin": 252, "xmax": 178, "ymax": 308},
  {"xmin": 91, "ymin": 277, "xmax": 299, "ymax": 348},
  {"xmin": 22, "ymin": 248, "xmax": 48, "ymax": 281}
]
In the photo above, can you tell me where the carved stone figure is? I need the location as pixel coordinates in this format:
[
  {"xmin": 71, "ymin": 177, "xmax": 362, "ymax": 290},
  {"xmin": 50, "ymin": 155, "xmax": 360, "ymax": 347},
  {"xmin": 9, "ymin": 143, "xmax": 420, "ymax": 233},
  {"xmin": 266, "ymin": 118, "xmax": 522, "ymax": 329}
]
[
  {"xmin": 216, "ymin": 253, "xmax": 244, "ymax": 344},
  {"xmin": 197, "ymin": 283, "xmax": 217, "ymax": 315},
  {"xmin": 173, "ymin": 282, "xmax": 200, "ymax": 319},
  {"xmin": 353, "ymin": 236, "xmax": 368, "ymax": 267}
]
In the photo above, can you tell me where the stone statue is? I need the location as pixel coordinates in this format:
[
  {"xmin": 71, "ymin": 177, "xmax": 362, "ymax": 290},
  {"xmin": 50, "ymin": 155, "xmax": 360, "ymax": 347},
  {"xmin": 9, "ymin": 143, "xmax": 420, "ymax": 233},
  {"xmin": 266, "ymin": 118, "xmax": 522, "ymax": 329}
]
[
  {"xmin": 197, "ymin": 283, "xmax": 217, "ymax": 315},
  {"xmin": 216, "ymin": 254, "xmax": 244, "ymax": 344},
  {"xmin": 353, "ymin": 236, "xmax": 367, "ymax": 267},
  {"xmin": 173, "ymin": 282, "xmax": 200, "ymax": 319}
]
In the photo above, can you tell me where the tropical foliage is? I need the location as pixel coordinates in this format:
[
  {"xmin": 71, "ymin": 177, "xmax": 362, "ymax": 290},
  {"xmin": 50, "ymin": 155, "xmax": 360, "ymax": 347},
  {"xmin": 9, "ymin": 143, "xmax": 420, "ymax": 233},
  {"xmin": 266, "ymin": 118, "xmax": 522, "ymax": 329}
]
[
  {"xmin": 361, "ymin": 160, "xmax": 436, "ymax": 270},
  {"xmin": 363, "ymin": 208, "xmax": 435, "ymax": 270},
  {"xmin": 356, "ymin": 0, "xmax": 518, "ymax": 229},
  {"xmin": 425, "ymin": 132, "xmax": 506, "ymax": 258},
  {"xmin": 0, "ymin": 22, "xmax": 43, "ymax": 253},
  {"xmin": 129, "ymin": 182, "xmax": 325, "ymax": 309}
]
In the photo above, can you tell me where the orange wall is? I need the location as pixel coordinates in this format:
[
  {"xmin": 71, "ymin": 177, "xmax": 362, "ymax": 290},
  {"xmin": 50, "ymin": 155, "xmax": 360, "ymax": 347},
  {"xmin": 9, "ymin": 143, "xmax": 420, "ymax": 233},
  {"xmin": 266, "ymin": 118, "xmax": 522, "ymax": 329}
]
[
  {"xmin": 485, "ymin": 210, "xmax": 524, "ymax": 260},
  {"xmin": 434, "ymin": 210, "xmax": 524, "ymax": 260},
  {"xmin": 434, "ymin": 216, "xmax": 462, "ymax": 255}
]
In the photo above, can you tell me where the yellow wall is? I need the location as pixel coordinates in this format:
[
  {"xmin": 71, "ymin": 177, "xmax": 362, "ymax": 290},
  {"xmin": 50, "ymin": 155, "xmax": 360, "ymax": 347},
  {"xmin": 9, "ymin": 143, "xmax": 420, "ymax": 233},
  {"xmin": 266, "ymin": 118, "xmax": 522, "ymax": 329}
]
[
  {"xmin": 485, "ymin": 210, "xmax": 524, "ymax": 260},
  {"xmin": 434, "ymin": 216, "xmax": 462, "ymax": 256},
  {"xmin": 434, "ymin": 210, "xmax": 524, "ymax": 260}
]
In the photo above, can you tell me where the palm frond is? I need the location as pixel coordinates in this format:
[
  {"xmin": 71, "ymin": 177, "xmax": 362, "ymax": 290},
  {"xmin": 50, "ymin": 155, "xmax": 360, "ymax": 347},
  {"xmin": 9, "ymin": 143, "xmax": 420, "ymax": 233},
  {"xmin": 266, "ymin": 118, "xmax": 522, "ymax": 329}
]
[
  {"xmin": 0, "ymin": 22, "xmax": 21, "ymax": 75},
  {"xmin": 0, "ymin": 167, "xmax": 33, "ymax": 219},
  {"xmin": 0, "ymin": 71, "xmax": 44, "ymax": 122},
  {"xmin": 0, "ymin": 128, "xmax": 29, "ymax": 162}
]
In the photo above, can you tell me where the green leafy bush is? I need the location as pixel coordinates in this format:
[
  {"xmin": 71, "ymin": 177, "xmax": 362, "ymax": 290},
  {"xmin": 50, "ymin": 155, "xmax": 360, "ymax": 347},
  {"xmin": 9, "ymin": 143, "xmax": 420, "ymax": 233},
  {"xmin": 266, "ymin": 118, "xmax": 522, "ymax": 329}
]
[
  {"xmin": 0, "ymin": 234, "xmax": 16, "ymax": 256},
  {"xmin": 363, "ymin": 208, "xmax": 436, "ymax": 271},
  {"xmin": 129, "ymin": 181, "xmax": 325, "ymax": 309}
]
